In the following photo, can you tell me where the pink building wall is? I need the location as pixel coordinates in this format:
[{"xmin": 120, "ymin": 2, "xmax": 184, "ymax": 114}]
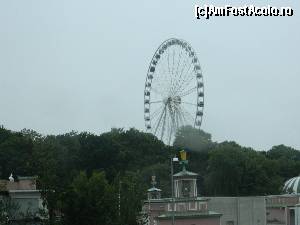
[
  {"xmin": 158, "ymin": 217, "xmax": 220, "ymax": 225},
  {"xmin": 266, "ymin": 195, "xmax": 300, "ymax": 225},
  {"xmin": 267, "ymin": 208, "xmax": 285, "ymax": 224},
  {"xmin": 144, "ymin": 200, "xmax": 220, "ymax": 225}
]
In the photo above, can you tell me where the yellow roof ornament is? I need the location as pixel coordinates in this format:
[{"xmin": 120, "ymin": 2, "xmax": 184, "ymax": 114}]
[
  {"xmin": 179, "ymin": 150, "xmax": 188, "ymax": 171},
  {"xmin": 180, "ymin": 150, "xmax": 187, "ymax": 161}
]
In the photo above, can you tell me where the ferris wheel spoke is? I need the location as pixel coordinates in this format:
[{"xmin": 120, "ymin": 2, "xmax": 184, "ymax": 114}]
[
  {"xmin": 183, "ymin": 59, "xmax": 194, "ymax": 78},
  {"xmin": 167, "ymin": 48, "xmax": 176, "ymax": 96},
  {"xmin": 172, "ymin": 51, "xmax": 191, "ymax": 96},
  {"xmin": 152, "ymin": 116, "xmax": 161, "ymax": 136},
  {"xmin": 180, "ymin": 110, "xmax": 192, "ymax": 126},
  {"xmin": 182, "ymin": 101, "xmax": 197, "ymax": 107},
  {"xmin": 177, "ymin": 108, "xmax": 186, "ymax": 128},
  {"xmin": 174, "ymin": 110, "xmax": 180, "ymax": 135},
  {"xmin": 150, "ymin": 104, "xmax": 164, "ymax": 120},
  {"xmin": 174, "ymin": 47, "xmax": 184, "ymax": 80},
  {"xmin": 160, "ymin": 108, "xmax": 168, "ymax": 140},
  {"xmin": 157, "ymin": 53, "xmax": 173, "ymax": 97},
  {"xmin": 171, "ymin": 48, "xmax": 175, "ymax": 77},
  {"xmin": 176, "ymin": 110, "xmax": 183, "ymax": 131},
  {"xmin": 151, "ymin": 87, "xmax": 165, "ymax": 98},
  {"xmin": 178, "ymin": 55, "xmax": 194, "ymax": 82},
  {"xmin": 152, "ymin": 77, "xmax": 169, "ymax": 99},
  {"xmin": 165, "ymin": 104, "xmax": 175, "ymax": 144},
  {"xmin": 180, "ymin": 60, "xmax": 194, "ymax": 85},
  {"xmin": 176, "ymin": 75, "xmax": 195, "ymax": 96},
  {"xmin": 150, "ymin": 100, "xmax": 164, "ymax": 104},
  {"xmin": 152, "ymin": 59, "xmax": 164, "ymax": 90},
  {"xmin": 177, "ymin": 108, "xmax": 186, "ymax": 124},
  {"xmin": 180, "ymin": 106, "xmax": 196, "ymax": 125},
  {"xmin": 167, "ymin": 48, "xmax": 171, "ymax": 79},
  {"xmin": 177, "ymin": 53, "xmax": 190, "ymax": 78},
  {"xmin": 171, "ymin": 109, "xmax": 177, "ymax": 133},
  {"xmin": 179, "ymin": 86, "xmax": 197, "ymax": 98},
  {"xmin": 171, "ymin": 48, "xmax": 175, "ymax": 76},
  {"xmin": 174, "ymin": 62, "xmax": 194, "ymax": 96},
  {"xmin": 153, "ymin": 105, "xmax": 167, "ymax": 136},
  {"xmin": 170, "ymin": 53, "xmax": 189, "ymax": 96},
  {"xmin": 167, "ymin": 109, "xmax": 175, "ymax": 145},
  {"xmin": 171, "ymin": 59, "xmax": 194, "ymax": 97},
  {"xmin": 160, "ymin": 80, "xmax": 172, "ymax": 98},
  {"xmin": 167, "ymin": 127, "xmax": 172, "ymax": 145}
]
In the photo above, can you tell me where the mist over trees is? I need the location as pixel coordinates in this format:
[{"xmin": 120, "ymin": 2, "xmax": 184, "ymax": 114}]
[
  {"xmin": 173, "ymin": 125, "xmax": 216, "ymax": 151},
  {"xmin": 0, "ymin": 125, "xmax": 299, "ymax": 224}
]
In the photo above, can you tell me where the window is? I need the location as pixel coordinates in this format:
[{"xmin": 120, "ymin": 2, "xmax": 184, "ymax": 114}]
[
  {"xmin": 182, "ymin": 180, "xmax": 191, "ymax": 197},
  {"xmin": 189, "ymin": 202, "xmax": 197, "ymax": 210},
  {"xmin": 226, "ymin": 221, "xmax": 234, "ymax": 225},
  {"xmin": 168, "ymin": 203, "xmax": 177, "ymax": 211},
  {"xmin": 199, "ymin": 203, "xmax": 207, "ymax": 211},
  {"xmin": 177, "ymin": 203, "xmax": 186, "ymax": 211}
]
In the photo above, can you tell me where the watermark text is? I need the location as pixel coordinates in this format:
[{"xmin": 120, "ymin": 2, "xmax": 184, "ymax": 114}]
[{"xmin": 195, "ymin": 4, "xmax": 294, "ymax": 19}]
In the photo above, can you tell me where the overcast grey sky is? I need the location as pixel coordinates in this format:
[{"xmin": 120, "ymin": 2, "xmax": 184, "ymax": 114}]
[{"xmin": 0, "ymin": 0, "xmax": 299, "ymax": 150}]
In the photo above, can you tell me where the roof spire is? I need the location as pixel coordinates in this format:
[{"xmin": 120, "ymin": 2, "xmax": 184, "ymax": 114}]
[
  {"xmin": 147, "ymin": 175, "xmax": 161, "ymax": 200},
  {"xmin": 9, "ymin": 173, "xmax": 14, "ymax": 182},
  {"xmin": 151, "ymin": 175, "xmax": 157, "ymax": 188}
]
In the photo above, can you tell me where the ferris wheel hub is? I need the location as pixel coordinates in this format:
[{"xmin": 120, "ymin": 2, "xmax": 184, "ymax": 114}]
[
  {"xmin": 173, "ymin": 96, "xmax": 181, "ymax": 104},
  {"xmin": 163, "ymin": 96, "xmax": 181, "ymax": 106}
]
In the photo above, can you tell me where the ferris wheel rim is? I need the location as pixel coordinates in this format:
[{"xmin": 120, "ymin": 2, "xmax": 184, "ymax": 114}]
[{"xmin": 144, "ymin": 38, "xmax": 204, "ymax": 144}]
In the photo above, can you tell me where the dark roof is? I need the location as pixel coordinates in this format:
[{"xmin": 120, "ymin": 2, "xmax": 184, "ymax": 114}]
[{"xmin": 157, "ymin": 211, "xmax": 222, "ymax": 220}]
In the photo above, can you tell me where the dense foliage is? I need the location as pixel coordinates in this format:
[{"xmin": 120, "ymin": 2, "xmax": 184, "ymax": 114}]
[{"xmin": 0, "ymin": 125, "xmax": 299, "ymax": 224}]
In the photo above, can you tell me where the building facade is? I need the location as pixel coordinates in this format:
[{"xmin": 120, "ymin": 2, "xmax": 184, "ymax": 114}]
[
  {"xmin": 143, "ymin": 152, "xmax": 300, "ymax": 225},
  {"xmin": 0, "ymin": 175, "xmax": 45, "ymax": 224},
  {"xmin": 143, "ymin": 152, "xmax": 222, "ymax": 225},
  {"xmin": 208, "ymin": 196, "xmax": 266, "ymax": 225}
]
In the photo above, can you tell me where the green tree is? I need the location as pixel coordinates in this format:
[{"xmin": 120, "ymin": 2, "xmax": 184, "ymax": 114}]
[
  {"xmin": 0, "ymin": 127, "xmax": 33, "ymax": 179},
  {"xmin": 205, "ymin": 142, "xmax": 282, "ymax": 196},
  {"xmin": 61, "ymin": 171, "xmax": 118, "ymax": 225},
  {"xmin": 30, "ymin": 133, "xmax": 80, "ymax": 224},
  {"xmin": 205, "ymin": 142, "xmax": 245, "ymax": 196},
  {"xmin": 141, "ymin": 163, "xmax": 171, "ymax": 197},
  {"xmin": 0, "ymin": 196, "xmax": 20, "ymax": 224},
  {"xmin": 266, "ymin": 145, "xmax": 300, "ymax": 182},
  {"xmin": 119, "ymin": 171, "xmax": 146, "ymax": 225}
]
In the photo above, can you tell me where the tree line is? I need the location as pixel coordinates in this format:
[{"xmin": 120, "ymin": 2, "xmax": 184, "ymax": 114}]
[{"xmin": 0, "ymin": 125, "xmax": 299, "ymax": 225}]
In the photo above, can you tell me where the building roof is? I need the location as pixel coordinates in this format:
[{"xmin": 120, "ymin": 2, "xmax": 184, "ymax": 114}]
[
  {"xmin": 157, "ymin": 211, "xmax": 222, "ymax": 220},
  {"xmin": 17, "ymin": 176, "xmax": 37, "ymax": 180},
  {"xmin": 173, "ymin": 169, "xmax": 198, "ymax": 177},
  {"xmin": 144, "ymin": 196, "xmax": 209, "ymax": 204},
  {"xmin": 283, "ymin": 176, "xmax": 300, "ymax": 194},
  {"xmin": 147, "ymin": 187, "xmax": 162, "ymax": 192}
]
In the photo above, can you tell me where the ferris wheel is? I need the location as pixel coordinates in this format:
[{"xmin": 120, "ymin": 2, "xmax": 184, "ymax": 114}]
[{"xmin": 144, "ymin": 38, "xmax": 204, "ymax": 145}]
